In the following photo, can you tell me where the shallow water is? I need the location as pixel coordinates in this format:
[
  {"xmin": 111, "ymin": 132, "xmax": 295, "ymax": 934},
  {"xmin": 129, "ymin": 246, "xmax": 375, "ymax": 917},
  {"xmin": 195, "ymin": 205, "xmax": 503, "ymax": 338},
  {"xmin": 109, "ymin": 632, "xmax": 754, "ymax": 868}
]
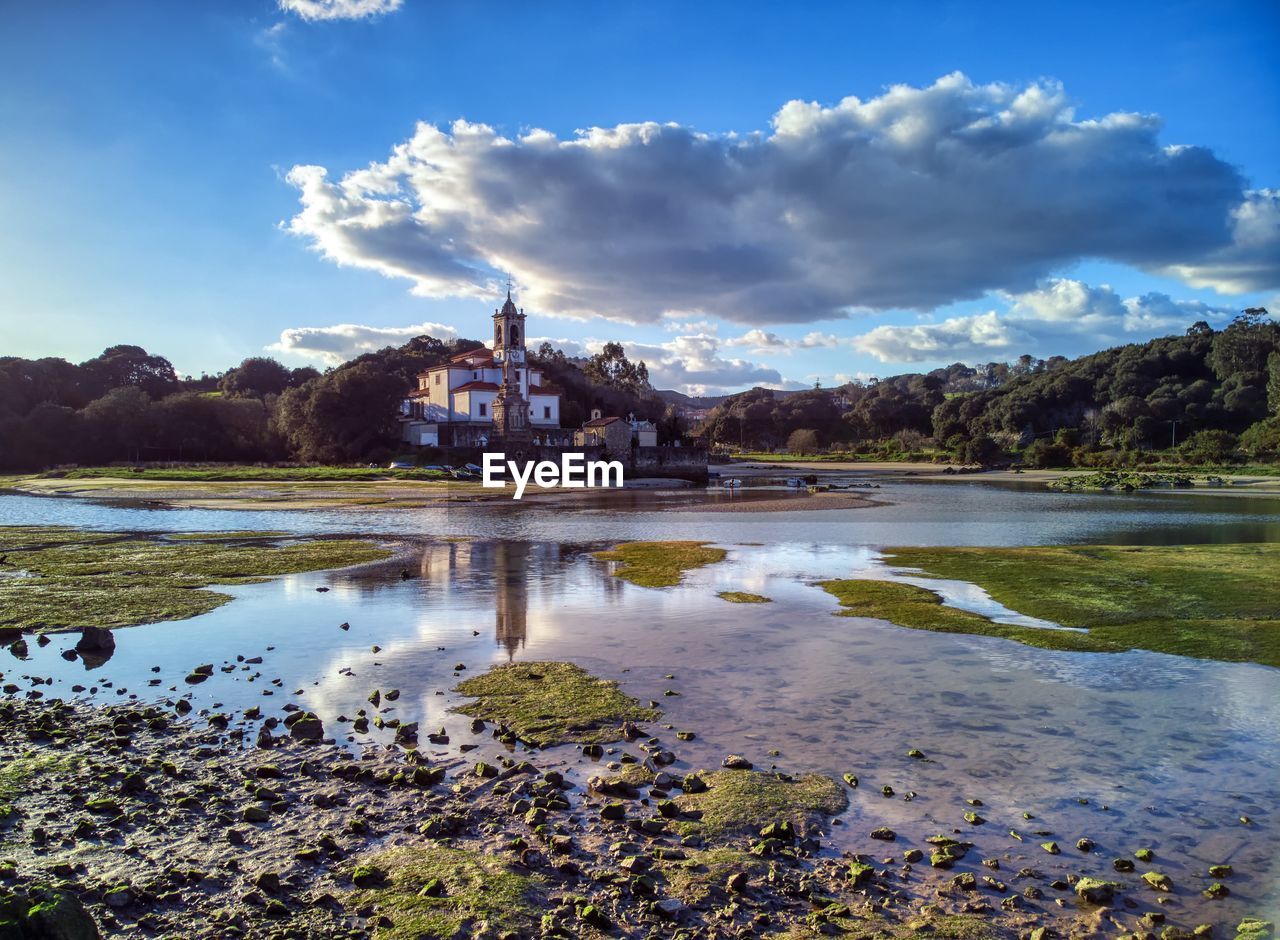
[{"xmin": 1, "ymin": 483, "xmax": 1278, "ymax": 928}]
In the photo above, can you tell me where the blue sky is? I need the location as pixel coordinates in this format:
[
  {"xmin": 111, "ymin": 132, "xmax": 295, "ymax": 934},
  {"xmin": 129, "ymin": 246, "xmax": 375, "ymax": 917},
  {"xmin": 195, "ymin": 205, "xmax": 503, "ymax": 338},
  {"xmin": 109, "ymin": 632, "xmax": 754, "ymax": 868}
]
[{"xmin": 1, "ymin": 0, "xmax": 1277, "ymax": 393}]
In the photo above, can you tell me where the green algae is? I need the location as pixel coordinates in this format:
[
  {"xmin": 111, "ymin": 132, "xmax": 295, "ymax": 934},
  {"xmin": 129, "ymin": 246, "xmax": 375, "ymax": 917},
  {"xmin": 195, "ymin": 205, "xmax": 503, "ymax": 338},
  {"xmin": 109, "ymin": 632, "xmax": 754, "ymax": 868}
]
[
  {"xmin": 0, "ymin": 525, "xmax": 392, "ymax": 632},
  {"xmin": 452, "ymin": 661, "xmax": 659, "ymax": 747},
  {"xmin": 820, "ymin": 543, "xmax": 1280, "ymax": 667},
  {"xmin": 717, "ymin": 591, "xmax": 772, "ymax": 603},
  {"xmin": 348, "ymin": 845, "xmax": 544, "ymax": 939},
  {"xmin": 592, "ymin": 540, "xmax": 727, "ymax": 588},
  {"xmin": 672, "ymin": 769, "xmax": 847, "ymax": 836}
]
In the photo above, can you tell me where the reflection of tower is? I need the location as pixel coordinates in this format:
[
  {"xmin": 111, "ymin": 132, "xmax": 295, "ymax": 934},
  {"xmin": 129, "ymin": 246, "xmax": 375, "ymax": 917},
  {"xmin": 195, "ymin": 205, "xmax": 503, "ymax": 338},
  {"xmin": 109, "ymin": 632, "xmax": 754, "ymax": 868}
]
[{"xmin": 494, "ymin": 541, "xmax": 530, "ymax": 659}]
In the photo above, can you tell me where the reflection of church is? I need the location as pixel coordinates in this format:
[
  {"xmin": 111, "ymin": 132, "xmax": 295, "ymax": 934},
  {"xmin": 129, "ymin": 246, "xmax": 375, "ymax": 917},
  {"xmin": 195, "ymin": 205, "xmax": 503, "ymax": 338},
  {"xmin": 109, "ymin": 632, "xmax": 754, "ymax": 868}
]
[{"xmin": 414, "ymin": 540, "xmax": 561, "ymax": 659}]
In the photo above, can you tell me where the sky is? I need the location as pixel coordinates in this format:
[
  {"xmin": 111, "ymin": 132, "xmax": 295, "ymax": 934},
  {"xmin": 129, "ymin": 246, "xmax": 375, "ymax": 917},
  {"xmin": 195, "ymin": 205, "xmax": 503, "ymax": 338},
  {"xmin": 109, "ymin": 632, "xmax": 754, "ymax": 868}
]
[{"xmin": 1, "ymin": 0, "xmax": 1277, "ymax": 395}]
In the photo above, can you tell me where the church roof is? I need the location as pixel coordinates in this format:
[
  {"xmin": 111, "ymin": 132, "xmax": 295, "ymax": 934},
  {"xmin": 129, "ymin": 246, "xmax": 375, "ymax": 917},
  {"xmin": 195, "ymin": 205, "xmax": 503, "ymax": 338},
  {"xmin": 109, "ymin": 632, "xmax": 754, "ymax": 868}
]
[
  {"xmin": 583, "ymin": 416, "xmax": 622, "ymax": 427},
  {"xmin": 527, "ymin": 384, "xmax": 561, "ymax": 397},
  {"xmin": 452, "ymin": 381, "xmax": 500, "ymax": 392},
  {"xmin": 496, "ymin": 289, "xmax": 521, "ymax": 318}
]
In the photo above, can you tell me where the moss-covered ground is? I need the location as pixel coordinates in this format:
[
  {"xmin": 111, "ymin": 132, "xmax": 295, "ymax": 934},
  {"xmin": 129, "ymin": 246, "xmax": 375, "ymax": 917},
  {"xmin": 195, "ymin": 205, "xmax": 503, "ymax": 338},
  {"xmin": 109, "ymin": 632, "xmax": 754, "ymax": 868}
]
[
  {"xmin": 821, "ymin": 543, "xmax": 1280, "ymax": 667},
  {"xmin": 0, "ymin": 526, "xmax": 392, "ymax": 632},
  {"xmin": 718, "ymin": 591, "xmax": 772, "ymax": 603},
  {"xmin": 452, "ymin": 661, "xmax": 659, "ymax": 747},
  {"xmin": 592, "ymin": 540, "xmax": 727, "ymax": 588},
  {"xmin": 672, "ymin": 769, "xmax": 847, "ymax": 837},
  {"xmin": 350, "ymin": 845, "xmax": 546, "ymax": 939}
]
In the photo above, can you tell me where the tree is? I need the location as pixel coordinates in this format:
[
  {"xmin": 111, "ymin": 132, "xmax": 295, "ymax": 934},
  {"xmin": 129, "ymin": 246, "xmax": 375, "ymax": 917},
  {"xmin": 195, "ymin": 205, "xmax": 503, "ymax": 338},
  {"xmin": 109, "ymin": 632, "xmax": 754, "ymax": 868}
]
[
  {"xmin": 81, "ymin": 345, "xmax": 179, "ymax": 399},
  {"xmin": 584, "ymin": 342, "xmax": 652, "ymax": 397},
  {"xmin": 274, "ymin": 363, "xmax": 406, "ymax": 462},
  {"xmin": 1178, "ymin": 429, "xmax": 1238, "ymax": 465},
  {"xmin": 82, "ymin": 386, "xmax": 153, "ymax": 462},
  {"xmin": 219, "ymin": 357, "xmax": 292, "ymax": 398},
  {"xmin": 1267, "ymin": 351, "xmax": 1280, "ymax": 416},
  {"xmin": 786, "ymin": 428, "xmax": 820, "ymax": 455}
]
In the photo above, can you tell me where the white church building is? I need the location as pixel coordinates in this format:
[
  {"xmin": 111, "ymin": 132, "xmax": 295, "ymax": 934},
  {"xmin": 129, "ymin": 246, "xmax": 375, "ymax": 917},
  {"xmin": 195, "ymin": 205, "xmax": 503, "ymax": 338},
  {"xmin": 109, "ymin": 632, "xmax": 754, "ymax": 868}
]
[{"xmin": 399, "ymin": 292, "xmax": 563, "ymax": 447}]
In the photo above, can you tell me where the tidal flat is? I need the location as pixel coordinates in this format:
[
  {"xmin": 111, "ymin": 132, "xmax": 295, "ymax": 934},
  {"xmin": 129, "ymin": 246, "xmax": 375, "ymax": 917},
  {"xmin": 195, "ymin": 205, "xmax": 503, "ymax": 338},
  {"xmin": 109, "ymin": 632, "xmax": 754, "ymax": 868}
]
[{"xmin": 0, "ymin": 481, "xmax": 1278, "ymax": 938}]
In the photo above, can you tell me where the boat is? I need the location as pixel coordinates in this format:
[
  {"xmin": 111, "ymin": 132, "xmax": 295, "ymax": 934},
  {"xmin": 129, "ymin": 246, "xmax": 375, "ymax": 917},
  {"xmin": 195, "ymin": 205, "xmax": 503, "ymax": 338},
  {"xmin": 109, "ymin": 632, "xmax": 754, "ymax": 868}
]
[{"xmin": 785, "ymin": 478, "xmax": 805, "ymax": 488}]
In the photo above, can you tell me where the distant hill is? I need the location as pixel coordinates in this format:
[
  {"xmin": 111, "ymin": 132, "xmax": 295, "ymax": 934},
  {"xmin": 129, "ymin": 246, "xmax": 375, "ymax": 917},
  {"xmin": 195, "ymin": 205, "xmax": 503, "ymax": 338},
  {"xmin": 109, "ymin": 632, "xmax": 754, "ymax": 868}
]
[{"xmin": 656, "ymin": 389, "xmax": 730, "ymax": 410}]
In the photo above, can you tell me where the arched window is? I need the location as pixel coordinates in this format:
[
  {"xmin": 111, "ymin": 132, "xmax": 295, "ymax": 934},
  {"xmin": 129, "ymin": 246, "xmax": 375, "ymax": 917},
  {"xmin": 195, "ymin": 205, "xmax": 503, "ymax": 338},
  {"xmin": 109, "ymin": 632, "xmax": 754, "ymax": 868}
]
[
  {"xmin": 495, "ymin": 324, "xmax": 502, "ymax": 346},
  {"xmin": 510, "ymin": 325, "xmax": 519, "ymax": 345}
]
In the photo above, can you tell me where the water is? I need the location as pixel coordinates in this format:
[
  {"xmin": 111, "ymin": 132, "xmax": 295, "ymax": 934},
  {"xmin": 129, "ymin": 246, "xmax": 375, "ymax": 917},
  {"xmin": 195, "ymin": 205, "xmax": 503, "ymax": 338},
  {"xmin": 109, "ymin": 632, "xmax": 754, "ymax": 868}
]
[{"xmin": 1, "ymin": 483, "xmax": 1278, "ymax": 928}]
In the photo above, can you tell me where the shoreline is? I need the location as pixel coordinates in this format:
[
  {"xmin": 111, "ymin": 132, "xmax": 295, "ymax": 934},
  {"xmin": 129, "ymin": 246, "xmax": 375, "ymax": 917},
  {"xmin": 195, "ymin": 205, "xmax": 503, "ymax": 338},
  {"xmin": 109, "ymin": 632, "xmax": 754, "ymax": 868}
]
[{"xmin": 0, "ymin": 682, "xmax": 1239, "ymax": 940}]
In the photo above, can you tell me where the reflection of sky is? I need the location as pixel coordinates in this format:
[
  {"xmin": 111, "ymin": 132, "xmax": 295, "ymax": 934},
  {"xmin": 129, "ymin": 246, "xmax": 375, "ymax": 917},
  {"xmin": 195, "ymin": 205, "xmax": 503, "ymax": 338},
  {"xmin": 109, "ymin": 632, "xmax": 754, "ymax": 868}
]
[{"xmin": 4, "ymin": 485, "xmax": 1279, "ymax": 924}]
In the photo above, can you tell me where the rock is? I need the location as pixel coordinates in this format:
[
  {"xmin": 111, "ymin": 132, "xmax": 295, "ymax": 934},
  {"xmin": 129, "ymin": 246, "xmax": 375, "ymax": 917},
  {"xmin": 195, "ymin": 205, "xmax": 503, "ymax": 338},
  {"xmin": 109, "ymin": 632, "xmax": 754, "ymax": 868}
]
[
  {"xmin": 1209, "ymin": 864, "xmax": 1232, "ymax": 878},
  {"xmin": 417, "ymin": 877, "xmax": 445, "ymax": 898},
  {"xmin": 849, "ymin": 861, "xmax": 875, "ymax": 885},
  {"xmin": 842, "ymin": 773, "xmax": 858, "ymax": 788},
  {"xmin": 1041, "ymin": 841, "xmax": 1060, "ymax": 855},
  {"xmin": 1076, "ymin": 837, "xmax": 1095, "ymax": 852},
  {"xmin": 74, "ymin": 627, "xmax": 115, "ymax": 656},
  {"xmin": 1142, "ymin": 871, "xmax": 1172, "ymax": 891},
  {"xmin": 1135, "ymin": 847, "xmax": 1155, "ymax": 862},
  {"xmin": 288, "ymin": 713, "xmax": 324, "ymax": 742},
  {"xmin": 350, "ymin": 865, "xmax": 383, "ymax": 888},
  {"xmin": 681, "ymin": 773, "xmax": 707, "ymax": 793},
  {"xmin": 869, "ymin": 827, "xmax": 896, "ymax": 841},
  {"xmin": 907, "ymin": 748, "xmax": 925, "ymax": 759},
  {"xmin": 102, "ymin": 886, "xmax": 131, "ymax": 909},
  {"xmin": 243, "ymin": 805, "xmax": 270, "ymax": 823},
  {"xmin": 725, "ymin": 871, "xmax": 748, "ymax": 893},
  {"xmin": 254, "ymin": 872, "xmax": 282, "ymax": 893},
  {"xmin": 1075, "ymin": 877, "xmax": 1117, "ymax": 905},
  {"xmin": 1236, "ymin": 919, "xmax": 1274, "ymax": 940},
  {"xmin": 903, "ymin": 849, "xmax": 923, "ymax": 864},
  {"xmin": 1114, "ymin": 858, "xmax": 1135, "ymax": 872},
  {"xmin": 1203, "ymin": 882, "xmax": 1229, "ymax": 899},
  {"xmin": 722, "ymin": 755, "xmax": 752, "ymax": 770},
  {"xmin": 18, "ymin": 888, "xmax": 102, "ymax": 940}
]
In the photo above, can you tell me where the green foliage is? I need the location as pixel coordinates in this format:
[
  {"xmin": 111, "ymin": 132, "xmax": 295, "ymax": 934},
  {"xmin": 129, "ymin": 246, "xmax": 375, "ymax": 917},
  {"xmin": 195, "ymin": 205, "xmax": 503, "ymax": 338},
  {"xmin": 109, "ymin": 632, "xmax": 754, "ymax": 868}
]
[
  {"xmin": 593, "ymin": 540, "xmax": 728, "ymax": 588},
  {"xmin": 453, "ymin": 661, "xmax": 659, "ymax": 747},
  {"xmin": 1178, "ymin": 429, "xmax": 1238, "ymax": 464},
  {"xmin": 0, "ymin": 526, "xmax": 391, "ymax": 632},
  {"xmin": 583, "ymin": 340, "xmax": 652, "ymax": 397}
]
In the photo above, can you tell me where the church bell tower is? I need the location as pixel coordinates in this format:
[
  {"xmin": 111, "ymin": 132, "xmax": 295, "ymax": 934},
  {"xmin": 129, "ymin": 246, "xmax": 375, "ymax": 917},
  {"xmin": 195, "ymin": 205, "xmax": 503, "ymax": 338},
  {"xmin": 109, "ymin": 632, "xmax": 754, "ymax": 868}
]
[{"xmin": 490, "ymin": 287, "xmax": 532, "ymax": 444}]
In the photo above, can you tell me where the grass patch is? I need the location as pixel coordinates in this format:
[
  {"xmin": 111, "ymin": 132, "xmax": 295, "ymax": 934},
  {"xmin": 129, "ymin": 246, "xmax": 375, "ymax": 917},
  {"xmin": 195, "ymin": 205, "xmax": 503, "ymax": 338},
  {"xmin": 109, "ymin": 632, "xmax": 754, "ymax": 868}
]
[
  {"xmin": 453, "ymin": 661, "xmax": 659, "ymax": 747},
  {"xmin": 673, "ymin": 769, "xmax": 847, "ymax": 837},
  {"xmin": 592, "ymin": 541, "xmax": 727, "ymax": 588},
  {"xmin": 0, "ymin": 526, "xmax": 392, "ymax": 632},
  {"xmin": 54, "ymin": 465, "xmax": 452, "ymax": 482},
  {"xmin": 821, "ymin": 543, "xmax": 1280, "ymax": 666},
  {"xmin": 348, "ymin": 845, "xmax": 544, "ymax": 940},
  {"xmin": 717, "ymin": 591, "xmax": 771, "ymax": 604}
]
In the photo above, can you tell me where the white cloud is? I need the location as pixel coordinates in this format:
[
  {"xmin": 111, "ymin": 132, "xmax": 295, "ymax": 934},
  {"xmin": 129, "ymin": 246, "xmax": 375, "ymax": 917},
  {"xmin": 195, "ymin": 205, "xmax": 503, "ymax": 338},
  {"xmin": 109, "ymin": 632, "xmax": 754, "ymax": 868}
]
[
  {"xmin": 283, "ymin": 73, "xmax": 1276, "ymax": 326},
  {"xmin": 268, "ymin": 321, "xmax": 457, "ymax": 365},
  {"xmin": 852, "ymin": 279, "xmax": 1236, "ymax": 363},
  {"xmin": 584, "ymin": 333, "xmax": 799, "ymax": 395},
  {"xmin": 855, "ymin": 312, "xmax": 1026, "ymax": 363},
  {"xmin": 724, "ymin": 329, "xmax": 840, "ymax": 352},
  {"xmin": 278, "ymin": 0, "xmax": 402, "ymax": 20}
]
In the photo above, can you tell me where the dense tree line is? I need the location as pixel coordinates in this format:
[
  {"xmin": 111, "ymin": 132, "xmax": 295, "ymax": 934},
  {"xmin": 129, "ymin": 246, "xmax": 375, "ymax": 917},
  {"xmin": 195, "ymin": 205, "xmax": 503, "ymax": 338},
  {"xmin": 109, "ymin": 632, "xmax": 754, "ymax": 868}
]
[
  {"xmin": 0, "ymin": 335, "xmax": 674, "ymax": 470},
  {"xmin": 696, "ymin": 310, "xmax": 1280, "ymax": 466}
]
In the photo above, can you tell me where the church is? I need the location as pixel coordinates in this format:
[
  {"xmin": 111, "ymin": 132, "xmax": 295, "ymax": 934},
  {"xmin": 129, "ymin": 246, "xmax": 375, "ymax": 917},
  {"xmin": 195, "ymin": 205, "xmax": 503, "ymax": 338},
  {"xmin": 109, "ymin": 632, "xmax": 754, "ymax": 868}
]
[{"xmin": 399, "ymin": 292, "xmax": 564, "ymax": 447}]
